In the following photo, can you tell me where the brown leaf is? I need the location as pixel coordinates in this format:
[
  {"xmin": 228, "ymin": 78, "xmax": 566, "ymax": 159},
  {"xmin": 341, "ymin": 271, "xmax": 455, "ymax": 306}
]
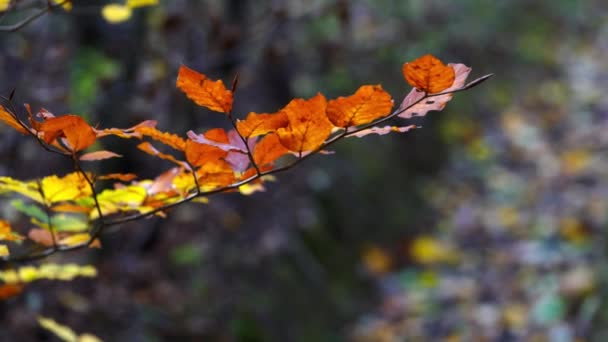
[
  {"xmin": 399, "ymin": 64, "xmax": 471, "ymax": 119},
  {"xmin": 79, "ymin": 150, "xmax": 122, "ymax": 161},
  {"xmin": 326, "ymin": 85, "xmax": 393, "ymax": 127},
  {"xmin": 28, "ymin": 228, "xmax": 55, "ymax": 247},
  {"xmin": 276, "ymin": 93, "xmax": 332, "ymax": 153},
  {"xmin": 402, "ymin": 54, "xmax": 455, "ymax": 94},
  {"xmin": 176, "ymin": 65, "xmax": 233, "ymax": 113}
]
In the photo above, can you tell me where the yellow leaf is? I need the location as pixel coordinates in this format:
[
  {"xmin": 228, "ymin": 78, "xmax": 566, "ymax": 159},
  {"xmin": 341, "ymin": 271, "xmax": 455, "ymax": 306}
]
[
  {"xmin": 0, "ymin": 0, "xmax": 10, "ymax": 12},
  {"xmin": 0, "ymin": 245, "xmax": 8, "ymax": 257},
  {"xmin": 0, "ymin": 264, "xmax": 97, "ymax": 284},
  {"xmin": 59, "ymin": 233, "xmax": 99, "ymax": 248},
  {"xmin": 101, "ymin": 4, "xmax": 132, "ymax": 24},
  {"xmin": 127, "ymin": 0, "xmax": 158, "ymax": 8},
  {"xmin": 52, "ymin": 0, "xmax": 72, "ymax": 11},
  {"xmin": 410, "ymin": 236, "xmax": 458, "ymax": 264},
  {"xmin": 41, "ymin": 172, "xmax": 92, "ymax": 203},
  {"xmin": 38, "ymin": 317, "xmax": 79, "ymax": 342}
]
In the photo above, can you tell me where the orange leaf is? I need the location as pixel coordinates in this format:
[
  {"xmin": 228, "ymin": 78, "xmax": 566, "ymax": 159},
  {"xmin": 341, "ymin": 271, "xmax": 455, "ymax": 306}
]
[
  {"xmin": 236, "ymin": 111, "xmax": 289, "ymax": 138},
  {"xmin": 276, "ymin": 93, "xmax": 332, "ymax": 153},
  {"xmin": 399, "ymin": 63, "xmax": 471, "ymax": 119},
  {"xmin": 0, "ymin": 220, "xmax": 24, "ymax": 241},
  {"xmin": 98, "ymin": 173, "xmax": 138, "ymax": 182},
  {"xmin": 176, "ymin": 65, "xmax": 233, "ymax": 113},
  {"xmin": 137, "ymin": 142, "xmax": 189, "ymax": 168},
  {"xmin": 185, "ymin": 128, "xmax": 245, "ymax": 168},
  {"xmin": 185, "ymin": 140, "xmax": 227, "ymax": 168},
  {"xmin": 50, "ymin": 203, "xmax": 93, "ymax": 213},
  {"xmin": 326, "ymin": 85, "xmax": 393, "ymax": 127},
  {"xmin": 402, "ymin": 54, "xmax": 455, "ymax": 94},
  {"xmin": 79, "ymin": 150, "xmax": 122, "ymax": 161},
  {"xmin": 95, "ymin": 120, "xmax": 157, "ymax": 139},
  {"xmin": 0, "ymin": 284, "xmax": 24, "ymax": 300},
  {"xmin": 135, "ymin": 126, "xmax": 186, "ymax": 151},
  {"xmin": 0, "ymin": 105, "xmax": 28, "ymax": 134},
  {"xmin": 253, "ymin": 133, "xmax": 289, "ymax": 166},
  {"xmin": 39, "ymin": 115, "xmax": 96, "ymax": 152}
]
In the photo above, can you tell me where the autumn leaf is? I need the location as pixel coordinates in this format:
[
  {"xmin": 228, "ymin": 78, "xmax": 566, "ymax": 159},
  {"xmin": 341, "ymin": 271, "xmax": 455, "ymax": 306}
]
[
  {"xmin": 326, "ymin": 85, "xmax": 393, "ymax": 127},
  {"xmin": 0, "ymin": 105, "xmax": 29, "ymax": 134},
  {"xmin": 0, "ymin": 245, "xmax": 8, "ymax": 257},
  {"xmin": 236, "ymin": 111, "xmax": 289, "ymax": 138},
  {"xmin": 276, "ymin": 93, "xmax": 332, "ymax": 153},
  {"xmin": 225, "ymin": 130, "xmax": 254, "ymax": 172},
  {"xmin": 97, "ymin": 173, "xmax": 138, "ymax": 182},
  {"xmin": 253, "ymin": 133, "xmax": 289, "ymax": 167},
  {"xmin": 0, "ymin": 220, "xmax": 24, "ymax": 241},
  {"xmin": 38, "ymin": 115, "xmax": 96, "ymax": 152},
  {"xmin": 102, "ymin": 3, "xmax": 132, "ymax": 23},
  {"xmin": 177, "ymin": 65, "xmax": 233, "ymax": 113},
  {"xmin": 349, "ymin": 125, "xmax": 417, "ymax": 138},
  {"xmin": 135, "ymin": 125, "xmax": 186, "ymax": 151},
  {"xmin": 0, "ymin": 284, "xmax": 24, "ymax": 300},
  {"xmin": 137, "ymin": 142, "xmax": 189, "ymax": 168},
  {"xmin": 95, "ymin": 120, "xmax": 157, "ymax": 139},
  {"xmin": 399, "ymin": 63, "xmax": 471, "ymax": 119},
  {"xmin": 402, "ymin": 54, "xmax": 455, "ymax": 94},
  {"xmin": 79, "ymin": 150, "xmax": 122, "ymax": 161}
]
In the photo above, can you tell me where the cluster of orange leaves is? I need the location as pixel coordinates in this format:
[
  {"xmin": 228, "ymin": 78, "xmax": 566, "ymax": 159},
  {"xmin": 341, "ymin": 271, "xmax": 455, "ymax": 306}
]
[{"xmin": 0, "ymin": 54, "xmax": 477, "ymax": 268}]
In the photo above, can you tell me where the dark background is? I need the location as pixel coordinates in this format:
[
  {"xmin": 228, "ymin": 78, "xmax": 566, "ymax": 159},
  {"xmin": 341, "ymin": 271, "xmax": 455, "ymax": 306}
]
[{"xmin": 1, "ymin": 0, "xmax": 608, "ymax": 341}]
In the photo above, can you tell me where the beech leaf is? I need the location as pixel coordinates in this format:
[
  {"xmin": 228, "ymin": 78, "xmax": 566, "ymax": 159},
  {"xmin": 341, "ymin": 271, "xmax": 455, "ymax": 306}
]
[
  {"xmin": 402, "ymin": 54, "xmax": 455, "ymax": 94},
  {"xmin": 79, "ymin": 150, "xmax": 122, "ymax": 161},
  {"xmin": 326, "ymin": 85, "xmax": 393, "ymax": 127},
  {"xmin": 399, "ymin": 63, "xmax": 472, "ymax": 119},
  {"xmin": 177, "ymin": 65, "xmax": 233, "ymax": 113}
]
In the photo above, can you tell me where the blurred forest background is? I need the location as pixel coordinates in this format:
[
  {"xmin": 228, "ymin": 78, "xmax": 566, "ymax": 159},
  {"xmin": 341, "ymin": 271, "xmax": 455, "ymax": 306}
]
[{"xmin": 1, "ymin": 0, "xmax": 608, "ymax": 341}]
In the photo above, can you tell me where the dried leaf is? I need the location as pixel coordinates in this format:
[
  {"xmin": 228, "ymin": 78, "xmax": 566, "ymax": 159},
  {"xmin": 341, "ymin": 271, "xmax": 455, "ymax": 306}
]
[
  {"xmin": 177, "ymin": 65, "xmax": 233, "ymax": 113},
  {"xmin": 236, "ymin": 111, "xmax": 289, "ymax": 138},
  {"xmin": 79, "ymin": 150, "xmax": 122, "ymax": 161},
  {"xmin": 402, "ymin": 54, "xmax": 455, "ymax": 94},
  {"xmin": 349, "ymin": 125, "xmax": 417, "ymax": 138},
  {"xmin": 399, "ymin": 64, "xmax": 472, "ymax": 119},
  {"xmin": 326, "ymin": 85, "xmax": 393, "ymax": 127},
  {"xmin": 0, "ymin": 105, "xmax": 28, "ymax": 134},
  {"xmin": 39, "ymin": 115, "xmax": 96, "ymax": 152},
  {"xmin": 276, "ymin": 93, "xmax": 332, "ymax": 153},
  {"xmin": 28, "ymin": 228, "xmax": 55, "ymax": 247},
  {"xmin": 225, "ymin": 130, "xmax": 254, "ymax": 172}
]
